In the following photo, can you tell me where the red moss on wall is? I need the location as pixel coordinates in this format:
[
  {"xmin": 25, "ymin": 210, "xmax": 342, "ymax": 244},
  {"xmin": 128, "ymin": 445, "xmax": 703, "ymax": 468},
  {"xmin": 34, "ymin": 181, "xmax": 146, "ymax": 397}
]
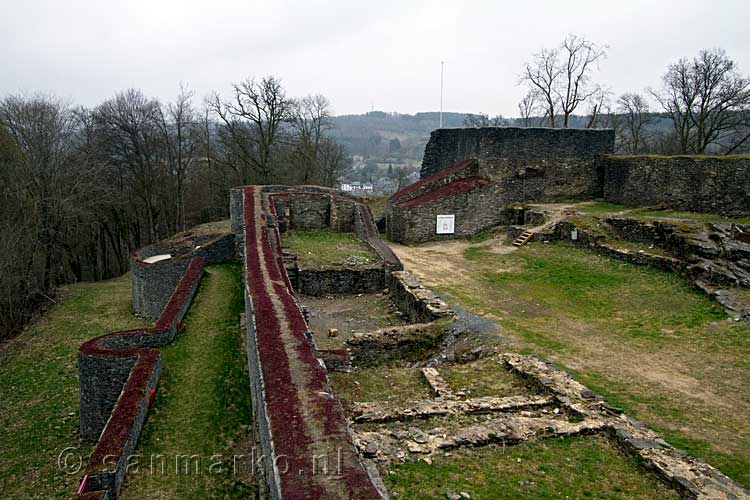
[
  {"xmin": 389, "ymin": 158, "xmax": 477, "ymax": 203},
  {"xmin": 243, "ymin": 186, "xmax": 382, "ymax": 499},
  {"xmin": 75, "ymin": 257, "xmax": 203, "ymax": 496},
  {"xmin": 395, "ymin": 175, "xmax": 490, "ymax": 209}
]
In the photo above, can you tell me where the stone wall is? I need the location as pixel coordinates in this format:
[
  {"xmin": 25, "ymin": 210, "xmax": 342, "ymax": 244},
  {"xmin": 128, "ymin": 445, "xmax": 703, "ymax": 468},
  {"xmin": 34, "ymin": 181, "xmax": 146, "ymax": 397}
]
[
  {"xmin": 249, "ymin": 187, "xmax": 401, "ymax": 271},
  {"xmin": 130, "ymin": 233, "xmax": 235, "ymax": 320},
  {"xmin": 236, "ymin": 185, "xmax": 386, "ymax": 499},
  {"xmin": 75, "ymin": 257, "xmax": 204, "ymax": 499},
  {"xmin": 387, "ymin": 271, "xmax": 453, "ymax": 324},
  {"xmin": 296, "ymin": 267, "xmax": 385, "ymax": 296},
  {"xmin": 421, "ymin": 127, "xmax": 614, "ymax": 178},
  {"xmin": 602, "ymin": 155, "xmax": 750, "ymax": 216},
  {"xmin": 386, "ymin": 127, "xmax": 614, "ymax": 244}
]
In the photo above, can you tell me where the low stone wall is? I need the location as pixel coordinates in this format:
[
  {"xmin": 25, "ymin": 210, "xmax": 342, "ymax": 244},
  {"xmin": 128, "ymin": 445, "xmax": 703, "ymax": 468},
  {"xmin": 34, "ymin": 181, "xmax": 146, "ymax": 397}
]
[
  {"xmin": 296, "ymin": 267, "xmax": 385, "ymax": 296},
  {"xmin": 130, "ymin": 233, "xmax": 234, "ymax": 320},
  {"xmin": 502, "ymin": 353, "xmax": 750, "ymax": 500},
  {"xmin": 602, "ymin": 155, "xmax": 750, "ymax": 216},
  {"xmin": 346, "ymin": 322, "xmax": 448, "ymax": 366},
  {"xmin": 75, "ymin": 257, "xmax": 204, "ymax": 499},
  {"xmin": 387, "ymin": 271, "xmax": 453, "ymax": 323}
]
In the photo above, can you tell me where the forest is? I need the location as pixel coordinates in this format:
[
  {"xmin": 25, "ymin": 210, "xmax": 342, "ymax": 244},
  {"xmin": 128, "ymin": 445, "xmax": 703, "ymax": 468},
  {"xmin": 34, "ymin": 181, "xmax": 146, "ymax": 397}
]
[{"xmin": 0, "ymin": 76, "xmax": 348, "ymax": 340}]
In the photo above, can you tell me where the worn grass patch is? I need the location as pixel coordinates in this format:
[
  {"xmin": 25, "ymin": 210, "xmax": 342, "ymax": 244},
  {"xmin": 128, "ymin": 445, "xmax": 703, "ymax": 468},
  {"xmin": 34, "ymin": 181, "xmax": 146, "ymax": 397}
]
[
  {"xmin": 329, "ymin": 367, "xmax": 432, "ymax": 404},
  {"xmin": 0, "ymin": 274, "xmax": 148, "ymax": 499},
  {"xmin": 627, "ymin": 207, "xmax": 750, "ymax": 224},
  {"xmin": 282, "ymin": 229, "xmax": 378, "ymax": 268},
  {"xmin": 120, "ymin": 263, "xmax": 254, "ymax": 499},
  {"xmin": 574, "ymin": 201, "xmax": 630, "ymax": 215},
  {"xmin": 385, "ymin": 434, "xmax": 681, "ymax": 500},
  {"xmin": 301, "ymin": 293, "xmax": 406, "ymax": 350},
  {"xmin": 171, "ymin": 219, "xmax": 231, "ymax": 240},
  {"xmin": 428, "ymin": 241, "xmax": 750, "ymax": 487},
  {"xmin": 439, "ymin": 357, "xmax": 532, "ymax": 398}
]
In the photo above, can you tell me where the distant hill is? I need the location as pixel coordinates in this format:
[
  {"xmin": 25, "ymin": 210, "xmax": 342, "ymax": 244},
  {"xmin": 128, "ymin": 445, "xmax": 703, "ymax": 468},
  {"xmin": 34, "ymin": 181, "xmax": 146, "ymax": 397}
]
[
  {"xmin": 330, "ymin": 111, "xmax": 683, "ymax": 161},
  {"xmin": 330, "ymin": 111, "xmax": 468, "ymax": 161}
]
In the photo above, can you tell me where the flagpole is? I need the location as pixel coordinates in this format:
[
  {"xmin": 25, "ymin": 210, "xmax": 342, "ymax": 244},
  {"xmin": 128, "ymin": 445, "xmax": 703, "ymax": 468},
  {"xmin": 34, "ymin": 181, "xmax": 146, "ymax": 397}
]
[{"xmin": 440, "ymin": 61, "xmax": 444, "ymax": 128}]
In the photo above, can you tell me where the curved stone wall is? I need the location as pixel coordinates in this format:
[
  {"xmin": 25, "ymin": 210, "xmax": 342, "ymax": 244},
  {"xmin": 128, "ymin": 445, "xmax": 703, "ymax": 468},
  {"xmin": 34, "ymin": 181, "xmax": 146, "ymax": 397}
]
[
  {"xmin": 130, "ymin": 233, "xmax": 235, "ymax": 320},
  {"xmin": 76, "ymin": 258, "xmax": 203, "ymax": 499},
  {"xmin": 74, "ymin": 231, "xmax": 236, "ymax": 499}
]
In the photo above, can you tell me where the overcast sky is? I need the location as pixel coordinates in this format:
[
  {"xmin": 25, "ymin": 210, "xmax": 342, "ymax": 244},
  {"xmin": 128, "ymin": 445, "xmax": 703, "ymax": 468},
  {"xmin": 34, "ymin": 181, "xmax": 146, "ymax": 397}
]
[{"xmin": 2, "ymin": 0, "xmax": 749, "ymax": 117}]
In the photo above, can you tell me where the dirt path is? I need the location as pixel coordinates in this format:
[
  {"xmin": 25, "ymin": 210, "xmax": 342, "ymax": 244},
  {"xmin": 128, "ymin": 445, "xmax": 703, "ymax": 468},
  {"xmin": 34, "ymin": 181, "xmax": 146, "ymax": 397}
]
[
  {"xmin": 389, "ymin": 202, "xmax": 579, "ymax": 288},
  {"xmin": 387, "ymin": 218, "xmax": 750, "ymax": 485}
]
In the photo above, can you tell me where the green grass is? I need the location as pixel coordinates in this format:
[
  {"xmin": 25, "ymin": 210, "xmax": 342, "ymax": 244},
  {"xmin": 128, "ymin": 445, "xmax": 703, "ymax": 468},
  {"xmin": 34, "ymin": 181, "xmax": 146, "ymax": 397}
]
[
  {"xmin": 439, "ymin": 357, "xmax": 532, "ymax": 398},
  {"xmin": 464, "ymin": 245, "xmax": 493, "ymax": 261},
  {"xmin": 385, "ymin": 434, "xmax": 680, "ymax": 500},
  {"xmin": 626, "ymin": 207, "xmax": 750, "ymax": 224},
  {"xmin": 467, "ymin": 227, "xmax": 502, "ymax": 243},
  {"xmin": 364, "ymin": 196, "xmax": 388, "ymax": 219},
  {"xmin": 572, "ymin": 200, "xmax": 749, "ymax": 224},
  {"xmin": 0, "ymin": 274, "xmax": 148, "ymax": 499},
  {"xmin": 282, "ymin": 229, "xmax": 378, "ymax": 268},
  {"xmin": 574, "ymin": 202, "xmax": 629, "ymax": 215},
  {"xmin": 120, "ymin": 263, "xmax": 254, "ymax": 499},
  {"xmin": 434, "ymin": 241, "xmax": 750, "ymax": 487},
  {"xmin": 608, "ymin": 153, "xmax": 750, "ymax": 160},
  {"xmin": 570, "ymin": 367, "xmax": 750, "ymax": 489}
]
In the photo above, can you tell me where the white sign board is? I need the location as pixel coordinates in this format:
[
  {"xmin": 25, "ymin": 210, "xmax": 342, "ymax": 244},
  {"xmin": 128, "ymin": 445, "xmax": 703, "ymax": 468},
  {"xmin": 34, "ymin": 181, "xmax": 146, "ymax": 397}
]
[{"xmin": 436, "ymin": 214, "xmax": 455, "ymax": 234}]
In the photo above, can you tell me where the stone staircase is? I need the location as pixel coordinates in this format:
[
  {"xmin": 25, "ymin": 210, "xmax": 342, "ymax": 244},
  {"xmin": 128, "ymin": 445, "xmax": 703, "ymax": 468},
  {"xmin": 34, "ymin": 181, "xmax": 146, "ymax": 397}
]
[{"xmin": 512, "ymin": 230, "xmax": 534, "ymax": 247}]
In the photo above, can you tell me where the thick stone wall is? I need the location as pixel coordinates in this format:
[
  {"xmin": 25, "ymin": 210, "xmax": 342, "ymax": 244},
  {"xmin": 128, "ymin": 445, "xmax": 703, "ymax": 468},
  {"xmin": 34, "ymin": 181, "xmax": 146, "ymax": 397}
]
[
  {"xmin": 236, "ymin": 185, "xmax": 385, "ymax": 499},
  {"xmin": 130, "ymin": 233, "xmax": 235, "ymax": 320},
  {"xmin": 602, "ymin": 155, "xmax": 750, "ymax": 216},
  {"xmin": 387, "ymin": 127, "xmax": 614, "ymax": 244},
  {"xmin": 421, "ymin": 127, "xmax": 614, "ymax": 178}
]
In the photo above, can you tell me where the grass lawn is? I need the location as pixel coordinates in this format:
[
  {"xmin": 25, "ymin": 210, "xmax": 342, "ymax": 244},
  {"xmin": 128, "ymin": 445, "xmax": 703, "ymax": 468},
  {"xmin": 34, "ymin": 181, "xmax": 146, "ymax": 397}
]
[
  {"xmin": 364, "ymin": 196, "xmax": 388, "ymax": 219},
  {"xmin": 572, "ymin": 201, "xmax": 750, "ymax": 224},
  {"xmin": 385, "ymin": 434, "xmax": 681, "ymax": 500},
  {"xmin": 431, "ymin": 242, "xmax": 750, "ymax": 488},
  {"xmin": 626, "ymin": 207, "xmax": 750, "ymax": 224},
  {"xmin": 120, "ymin": 263, "xmax": 254, "ymax": 499},
  {"xmin": 0, "ymin": 273, "xmax": 148, "ymax": 499},
  {"xmin": 282, "ymin": 229, "xmax": 378, "ymax": 268}
]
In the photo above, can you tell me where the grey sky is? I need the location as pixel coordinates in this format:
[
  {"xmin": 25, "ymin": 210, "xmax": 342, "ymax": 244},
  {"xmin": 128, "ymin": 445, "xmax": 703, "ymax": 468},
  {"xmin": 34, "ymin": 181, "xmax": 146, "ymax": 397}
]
[{"xmin": 2, "ymin": 0, "xmax": 749, "ymax": 117}]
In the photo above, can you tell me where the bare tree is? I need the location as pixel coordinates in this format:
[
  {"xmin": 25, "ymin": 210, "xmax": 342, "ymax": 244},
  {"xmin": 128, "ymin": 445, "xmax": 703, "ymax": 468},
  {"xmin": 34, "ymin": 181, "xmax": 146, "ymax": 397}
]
[
  {"xmin": 651, "ymin": 48, "xmax": 750, "ymax": 154},
  {"xmin": 463, "ymin": 113, "xmax": 507, "ymax": 128},
  {"xmin": 518, "ymin": 90, "xmax": 539, "ymax": 127},
  {"xmin": 558, "ymin": 35, "xmax": 607, "ymax": 128},
  {"xmin": 209, "ymin": 76, "xmax": 291, "ymax": 183},
  {"xmin": 317, "ymin": 137, "xmax": 349, "ymax": 187},
  {"xmin": 521, "ymin": 35, "xmax": 606, "ymax": 128},
  {"xmin": 616, "ymin": 93, "xmax": 653, "ymax": 153},
  {"xmin": 289, "ymin": 94, "xmax": 332, "ymax": 183},
  {"xmin": 94, "ymin": 89, "xmax": 166, "ymax": 242},
  {"xmin": 522, "ymin": 46, "xmax": 562, "ymax": 127},
  {"xmin": 159, "ymin": 85, "xmax": 199, "ymax": 231}
]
